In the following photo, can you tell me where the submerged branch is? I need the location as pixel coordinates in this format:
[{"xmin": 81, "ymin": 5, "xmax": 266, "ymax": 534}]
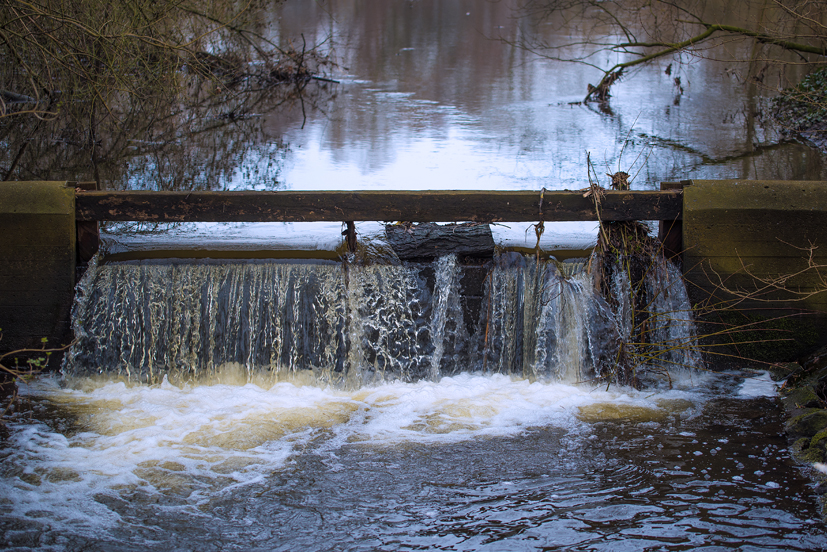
[{"xmin": 512, "ymin": 0, "xmax": 827, "ymax": 103}]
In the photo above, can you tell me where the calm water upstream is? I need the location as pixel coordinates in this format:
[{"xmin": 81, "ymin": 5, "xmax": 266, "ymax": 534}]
[
  {"xmin": 264, "ymin": 0, "xmax": 826, "ymax": 193},
  {"xmin": 102, "ymin": 0, "xmax": 827, "ymax": 253},
  {"xmin": 3, "ymin": 1, "xmax": 827, "ymax": 550}
]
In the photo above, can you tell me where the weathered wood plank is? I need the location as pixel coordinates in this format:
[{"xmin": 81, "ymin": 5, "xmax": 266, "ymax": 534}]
[{"xmin": 75, "ymin": 190, "xmax": 683, "ymax": 222}]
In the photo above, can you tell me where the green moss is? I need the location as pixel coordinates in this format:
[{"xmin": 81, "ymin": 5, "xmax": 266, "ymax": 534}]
[
  {"xmin": 801, "ymin": 446, "xmax": 825, "ymax": 464},
  {"xmin": 716, "ymin": 311, "xmax": 820, "ymax": 362},
  {"xmin": 786, "ymin": 409, "xmax": 827, "ymax": 438},
  {"xmin": 812, "ymin": 428, "xmax": 827, "ymax": 451},
  {"xmin": 792, "ymin": 436, "xmax": 811, "ymax": 455},
  {"xmin": 782, "ymin": 385, "xmax": 823, "ymax": 410},
  {"xmin": 792, "ymin": 436, "xmax": 826, "ymax": 464}
]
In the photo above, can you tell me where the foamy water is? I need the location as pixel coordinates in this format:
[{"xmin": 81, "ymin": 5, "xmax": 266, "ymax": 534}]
[
  {"xmin": 2, "ymin": 373, "xmax": 701, "ymax": 528},
  {"xmin": 737, "ymin": 370, "xmax": 778, "ymax": 398},
  {"xmin": 2, "ymin": 370, "xmax": 825, "ymax": 551}
]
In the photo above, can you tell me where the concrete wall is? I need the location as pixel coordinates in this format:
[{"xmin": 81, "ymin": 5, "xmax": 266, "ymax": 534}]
[
  {"xmin": 683, "ymin": 180, "xmax": 827, "ymax": 316},
  {"xmin": 0, "ymin": 181, "xmax": 76, "ymax": 352}
]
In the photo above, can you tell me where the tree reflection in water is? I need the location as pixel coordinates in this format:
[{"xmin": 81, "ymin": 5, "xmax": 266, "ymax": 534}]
[{"xmin": 0, "ymin": 0, "xmax": 336, "ymax": 193}]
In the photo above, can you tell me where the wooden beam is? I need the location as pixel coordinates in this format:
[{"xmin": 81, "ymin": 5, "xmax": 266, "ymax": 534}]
[{"xmin": 75, "ymin": 189, "xmax": 682, "ymax": 222}]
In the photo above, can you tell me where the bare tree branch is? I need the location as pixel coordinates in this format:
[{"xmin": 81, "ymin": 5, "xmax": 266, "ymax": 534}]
[{"xmin": 509, "ymin": 0, "xmax": 827, "ymax": 103}]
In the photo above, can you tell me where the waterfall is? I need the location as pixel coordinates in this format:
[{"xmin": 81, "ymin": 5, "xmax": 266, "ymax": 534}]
[
  {"xmin": 428, "ymin": 255, "xmax": 469, "ymax": 379},
  {"xmin": 64, "ymin": 253, "xmax": 700, "ymax": 386},
  {"xmin": 646, "ymin": 259, "xmax": 703, "ymax": 372},
  {"xmin": 479, "ymin": 255, "xmax": 620, "ymax": 383}
]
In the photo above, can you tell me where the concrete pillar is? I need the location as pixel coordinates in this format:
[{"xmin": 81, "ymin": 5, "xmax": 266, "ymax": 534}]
[
  {"xmin": 683, "ymin": 180, "xmax": 827, "ymax": 316},
  {"xmin": 0, "ymin": 181, "xmax": 76, "ymax": 352}
]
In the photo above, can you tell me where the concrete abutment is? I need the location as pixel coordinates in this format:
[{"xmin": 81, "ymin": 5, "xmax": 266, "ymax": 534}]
[
  {"xmin": 683, "ymin": 180, "xmax": 827, "ymax": 321},
  {"xmin": 0, "ymin": 181, "xmax": 76, "ymax": 353}
]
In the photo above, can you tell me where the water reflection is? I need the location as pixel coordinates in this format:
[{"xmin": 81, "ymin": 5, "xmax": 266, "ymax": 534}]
[
  {"xmin": 2, "ymin": 0, "xmax": 824, "ymax": 195},
  {"xmin": 0, "ymin": 12, "xmax": 334, "ymax": 192},
  {"xmin": 268, "ymin": 0, "xmax": 826, "ymax": 192}
]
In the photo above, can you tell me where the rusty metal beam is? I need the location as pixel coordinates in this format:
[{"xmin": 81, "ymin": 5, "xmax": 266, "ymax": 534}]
[{"xmin": 74, "ymin": 189, "xmax": 682, "ymax": 222}]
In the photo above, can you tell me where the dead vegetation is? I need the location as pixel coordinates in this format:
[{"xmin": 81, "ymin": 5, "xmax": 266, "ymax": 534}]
[
  {"xmin": 580, "ymin": 157, "xmax": 825, "ymax": 388},
  {"xmin": 0, "ymin": 334, "xmax": 69, "ymax": 426},
  {"xmin": 1, "ymin": 0, "xmax": 336, "ymax": 184}
]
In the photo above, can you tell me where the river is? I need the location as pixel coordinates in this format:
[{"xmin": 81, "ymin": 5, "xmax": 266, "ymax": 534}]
[
  {"xmin": 100, "ymin": 0, "xmax": 827, "ymax": 254},
  {"xmin": 1, "ymin": 370, "xmax": 826, "ymax": 550},
  {"xmin": 2, "ymin": 1, "xmax": 827, "ymax": 549}
]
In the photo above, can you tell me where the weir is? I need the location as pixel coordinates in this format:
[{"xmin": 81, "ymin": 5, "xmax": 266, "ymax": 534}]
[
  {"xmin": 2, "ymin": 180, "xmax": 827, "ymax": 366},
  {"xmin": 4, "ymin": 182, "xmax": 827, "ymax": 549},
  {"xmin": 63, "ymin": 252, "xmax": 697, "ymax": 387}
]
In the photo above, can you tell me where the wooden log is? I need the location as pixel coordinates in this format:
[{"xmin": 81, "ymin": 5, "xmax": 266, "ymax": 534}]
[
  {"xmin": 75, "ymin": 190, "xmax": 682, "ymax": 222},
  {"xmin": 344, "ymin": 221, "xmax": 357, "ymax": 253},
  {"xmin": 385, "ymin": 223, "xmax": 495, "ymax": 259}
]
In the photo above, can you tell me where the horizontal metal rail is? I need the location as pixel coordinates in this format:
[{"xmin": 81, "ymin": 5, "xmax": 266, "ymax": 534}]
[{"xmin": 75, "ymin": 190, "xmax": 682, "ymax": 222}]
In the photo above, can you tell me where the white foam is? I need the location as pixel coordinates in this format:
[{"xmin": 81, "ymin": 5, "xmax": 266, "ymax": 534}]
[
  {"xmin": 1, "ymin": 373, "xmax": 707, "ymax": 536},
  {"xmin": 737, "ymin": 371, "xmax": 778, "ymax": 398}
]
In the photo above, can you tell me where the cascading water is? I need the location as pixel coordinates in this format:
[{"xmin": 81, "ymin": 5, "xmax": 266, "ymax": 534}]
[
  {"xmin": 64, "ymin": 252, "xmax": 699, "ymax": 387},
  {"xmin": 479, "ymin": 253, "xmax": 621, "ymax": 383},
  {"xmin": 428, "ymin": 255, "xmax": 469, "ymax": 379},
  {"xmin": 6, "ymin": 252, "xmax": 825, "ymax": 551},
  {"xmin": 646, "ymin": 259, "xmax": 704, "ymax": 371},
  {"xmin": 66, "ymin": 259, "xmax": 350, "ymax": 385}
]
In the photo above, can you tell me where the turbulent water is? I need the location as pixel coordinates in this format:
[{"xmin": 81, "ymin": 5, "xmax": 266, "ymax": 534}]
[
  {"xmin": 3, "ymin": 254, "xmax": 827, "ymax": 550},
  {"xmin": 65, "ymin": 253, "xmax": 704, "ymax": 392},
  {"xmin": 2, "ymin": 371, "xmax": 825, "ymax": 551},
  {"xmin": 66, "ymin": 254, "xmax": 658, "ymax": 387}
]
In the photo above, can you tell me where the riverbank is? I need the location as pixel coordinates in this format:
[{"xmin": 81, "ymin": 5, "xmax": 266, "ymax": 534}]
[
  {"xmin": 774, "ymin": 67, "xmax": 827, "ymax": 153},
  {"xmin": 771, "ymin": 343, "xmax": 827, "ymax": 519}
]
